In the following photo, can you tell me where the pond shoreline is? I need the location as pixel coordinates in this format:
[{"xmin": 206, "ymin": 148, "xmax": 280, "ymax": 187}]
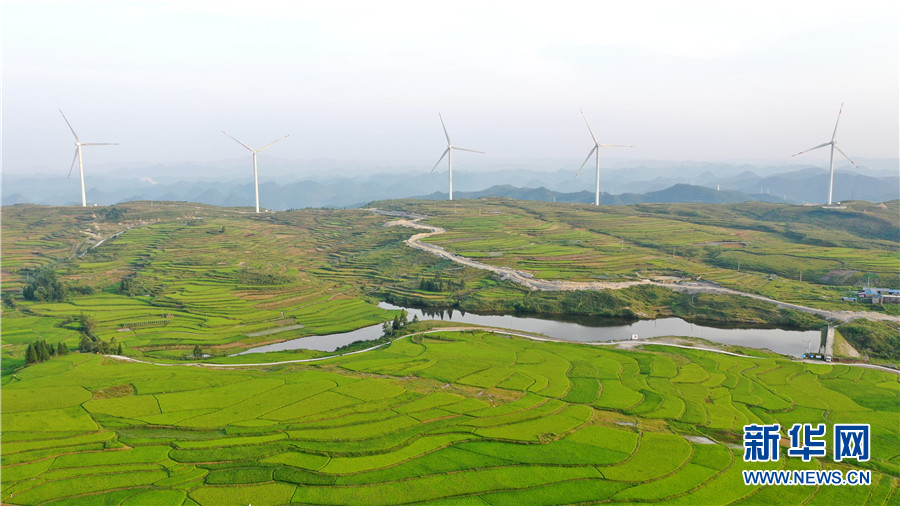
[{"xmin": 236, "ymin": 301, "xmax": 822, "ymax": 357}]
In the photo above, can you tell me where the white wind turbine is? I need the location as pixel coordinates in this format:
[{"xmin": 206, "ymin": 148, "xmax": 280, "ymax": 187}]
[
  {"xmin": 792, "ymin": 103, "xmax": 859, "ymax": 207},
  {"xmin": 60, "ymin": 110, "xmax": 118, "ymax": 207},
  {"xmin": 576, "ymin": 110, "xmax": 634, "ymax": 206},
  {"xmin": 222, "ymin": 131, "xmax": 289, "ymax": 213},
  {"xmin": 429, "ymin": 114, "xmax": 484, "ymax": 201}
]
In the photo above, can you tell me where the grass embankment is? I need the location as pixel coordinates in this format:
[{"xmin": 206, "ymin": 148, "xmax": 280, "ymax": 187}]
[
  {"xmin": 837, "ymin": 319, "xmax": 900, "ymax": 361},
  {"xmin": 2, "ymin": 331, "xmax": 896, "ymax": 504}
]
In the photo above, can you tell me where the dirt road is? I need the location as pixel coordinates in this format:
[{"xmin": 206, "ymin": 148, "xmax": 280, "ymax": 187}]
[{"xmin": 384, "ymin": 216, "xmax": 898, "ymax": 324}]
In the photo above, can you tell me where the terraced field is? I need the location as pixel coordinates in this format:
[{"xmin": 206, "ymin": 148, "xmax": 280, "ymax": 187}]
[
  {"xmin": 1, "ymin": 203, "xmax": 419, "ymax": 364},
  {"xmin": 390, "ymin": 199, "xmax": 899, "ymax": 311},
  {"xmin": 3, "ymin": 330, "xmax": 897, "ymax": 504}
]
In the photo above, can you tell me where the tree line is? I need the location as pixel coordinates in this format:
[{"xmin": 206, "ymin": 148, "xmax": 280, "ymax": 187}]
[
  {"xmin": 25, "ymin": 339, "xmax": 69, "ymax": 364},
  {"xmin": 21, "ymin": 269, "xmax": 94, "ymax": 302},
  {"xmin": 80, "ymin": 335, "xmax": 123, "ymax": 355},
  {"xmin": 418, "ymin": 275, "xmax": 466, "ymax": 292},
  {"xmin": 64, "ymin": 312, "xmax": 124, "ymax": 355}
]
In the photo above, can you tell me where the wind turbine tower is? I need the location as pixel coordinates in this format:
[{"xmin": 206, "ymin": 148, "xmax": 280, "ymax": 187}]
[
  {"xmin": 576, "ymin": 110, "xmax": 633, "ymax": 206},
  {"xmin": 430, "ymin": 114, "xmax": 484, "ymax": 200},
  {"xmin": 59, "ymin": 110, "xmax": 118, "ymax": 207},
  {"xmin": 792, "ymin": 103, "xmax": 859, "ymax": 208},
  {"xmin": 222, "ymin": 131, "xmax": 289, "ymax": 213}
]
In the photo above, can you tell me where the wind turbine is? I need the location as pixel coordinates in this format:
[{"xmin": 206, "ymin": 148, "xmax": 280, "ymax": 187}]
[
  {"xmin": 60, "ymin": 110, "xmax": 118, "ymax": 207},
  {"xmin": 221, "ymin": 131, "xmax": 289, "ymax": 213},
  {"xmin": 576, "ymin": 110, "xmax": 634, "ymax": 206},
  {"xmin": 792, "ymin": 103, "xmax": 859, "ymax": 207},
  {"xmin": 429, "ymin": 114, "xmax": 484, "ymax": 201}
]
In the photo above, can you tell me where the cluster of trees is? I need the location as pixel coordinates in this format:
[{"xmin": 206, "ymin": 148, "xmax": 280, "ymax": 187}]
[
  {"xmin": 80, "ymin": 335, "xmax": 123, "ymax": 355},
  {"xmin": 382, "ymin": 310, "xmax": 416, "ymax": 336},
  {"xmin": 70, "ymin": 312, "xmax": 97, "ymax": 336},
  {"xmin": 22, "ymin": 269, "xmax": 93, "ymax": 302},
  {"xmin": 25, "ymin": 340, "xmax": 69, "ymax": 365},
  {"xmin": 235, "ymin": 268, "xmax": 293, "ymax": 286},
  {"xmin": 418, "ymin": 275, "xmax": 466, "ymax": 292},
  {"xmin": 22, "ymin": 269, "xmax": 68, "ymax": 302},
  {"xmin": 63, "ymin": 312, "xmax": 124, "ymax": 355},
  {"xmin": 101, "ymin": 206, "xmax": 125, "ymax": 221},
  {"xmin": 118, "ymin": 274, "xmax": 163, "ymax": 297},
  {"xmin": 2, "ymin": 292, "xmax": 16, "ymax": 309}
]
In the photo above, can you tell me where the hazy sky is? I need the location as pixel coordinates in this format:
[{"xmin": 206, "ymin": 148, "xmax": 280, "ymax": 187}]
[{"xmin": 3, "ymin": 0, "xmax": 898, "ymax": 175}]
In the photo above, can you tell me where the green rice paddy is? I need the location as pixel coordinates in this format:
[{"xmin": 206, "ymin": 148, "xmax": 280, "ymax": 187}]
[{"xmin": 1, "ymin": 330, "xmax": 897, "ymax": 504}]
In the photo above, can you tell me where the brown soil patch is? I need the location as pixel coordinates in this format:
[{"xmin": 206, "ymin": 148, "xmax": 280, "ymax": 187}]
[{"xmin": 92, "ymin": 384, "xmax": 136, "ymax": 399}]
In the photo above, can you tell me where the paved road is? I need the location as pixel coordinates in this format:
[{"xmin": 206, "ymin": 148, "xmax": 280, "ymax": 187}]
[{"xmin": 384, "ymin": 216, "xmax": 898, "ymax": 324}]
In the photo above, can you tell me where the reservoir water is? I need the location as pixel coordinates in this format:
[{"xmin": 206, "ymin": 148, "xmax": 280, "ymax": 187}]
[{"xmin": 238, "ymin": 302, "xmax": 822, "ymax": 356}]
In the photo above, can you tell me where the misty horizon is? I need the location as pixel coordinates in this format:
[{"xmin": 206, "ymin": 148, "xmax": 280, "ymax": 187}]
[
  {"xmin": 5, "ymin": 161, "xmax": 897, "ymax": 210},
  {"xmin": 3, "ymin": 2, "xmax": 897, "ymax": 177}
]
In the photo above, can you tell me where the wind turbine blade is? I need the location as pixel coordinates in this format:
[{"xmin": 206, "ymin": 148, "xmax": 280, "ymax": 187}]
[
  {"xmin": 831, "ymin": 102, "xmax": 843, "ymax": 141},
  {"xmin": 791, "ymin": 141, "xmax": 831, "ymax": 157},
  {"xmin": 438, "ymin": 113, "xmax": 451, "ymax": 145},
  {"xmin": 580, "ymin": 109, "xmax": 598, "ymax": 145},
  {"xmin": 452, "ymin": 146, "xmax": 484, "ymax": 154},
  {"xmin": 81, "ymin": 142, "xmax": 119, "ymax": 146},
  {"xmin": 833, "ymin": 144, "xmax": 860, "ymax": 169},
  {"xmin": 59, "ymin": 109, "xmax": 80, "ymax": 142},
  {"xmin": 221, "ymin": 130, "xmax": 254, "ymax": 151},
  {"xmin": 576, "ymin": 146, "xmax": 598, "ymax": 175},
  {"xmin": 598, "ymin": 144, "xmax": 635, "ymax": 148},
  {"xmin": 67, "ymin": 148, "xmax": 78, "ymax": 178},
  {"xmin": 430, "ymin": 148, "xmax": 450, "ymax": 173},
  {"xmin": 257, "ymin": 134, "xmax": 289, "ymax": 153}
]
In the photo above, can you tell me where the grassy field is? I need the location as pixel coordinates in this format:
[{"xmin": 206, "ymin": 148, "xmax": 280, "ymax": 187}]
[{"xmin": 1, "ymin": 330, "xmax": 896, "ymax": 504}]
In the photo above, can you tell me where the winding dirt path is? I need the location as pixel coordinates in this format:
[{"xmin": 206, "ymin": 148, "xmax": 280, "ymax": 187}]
[{"xmin": 383, "ymin": 216, "xmax": 898, "ymax": 324}]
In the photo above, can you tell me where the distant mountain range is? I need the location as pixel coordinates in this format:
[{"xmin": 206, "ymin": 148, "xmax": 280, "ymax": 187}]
[
  {"xmin": 714, "ymin": 168, "xmax": 899, "ymax": 204},
  {"xmin": 417, "ymin": 184, "xmax": 787, "ymax": 205},
  {"xmin": 2, "ymin": 165, "xmax": 897, "ymax": 209}
]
